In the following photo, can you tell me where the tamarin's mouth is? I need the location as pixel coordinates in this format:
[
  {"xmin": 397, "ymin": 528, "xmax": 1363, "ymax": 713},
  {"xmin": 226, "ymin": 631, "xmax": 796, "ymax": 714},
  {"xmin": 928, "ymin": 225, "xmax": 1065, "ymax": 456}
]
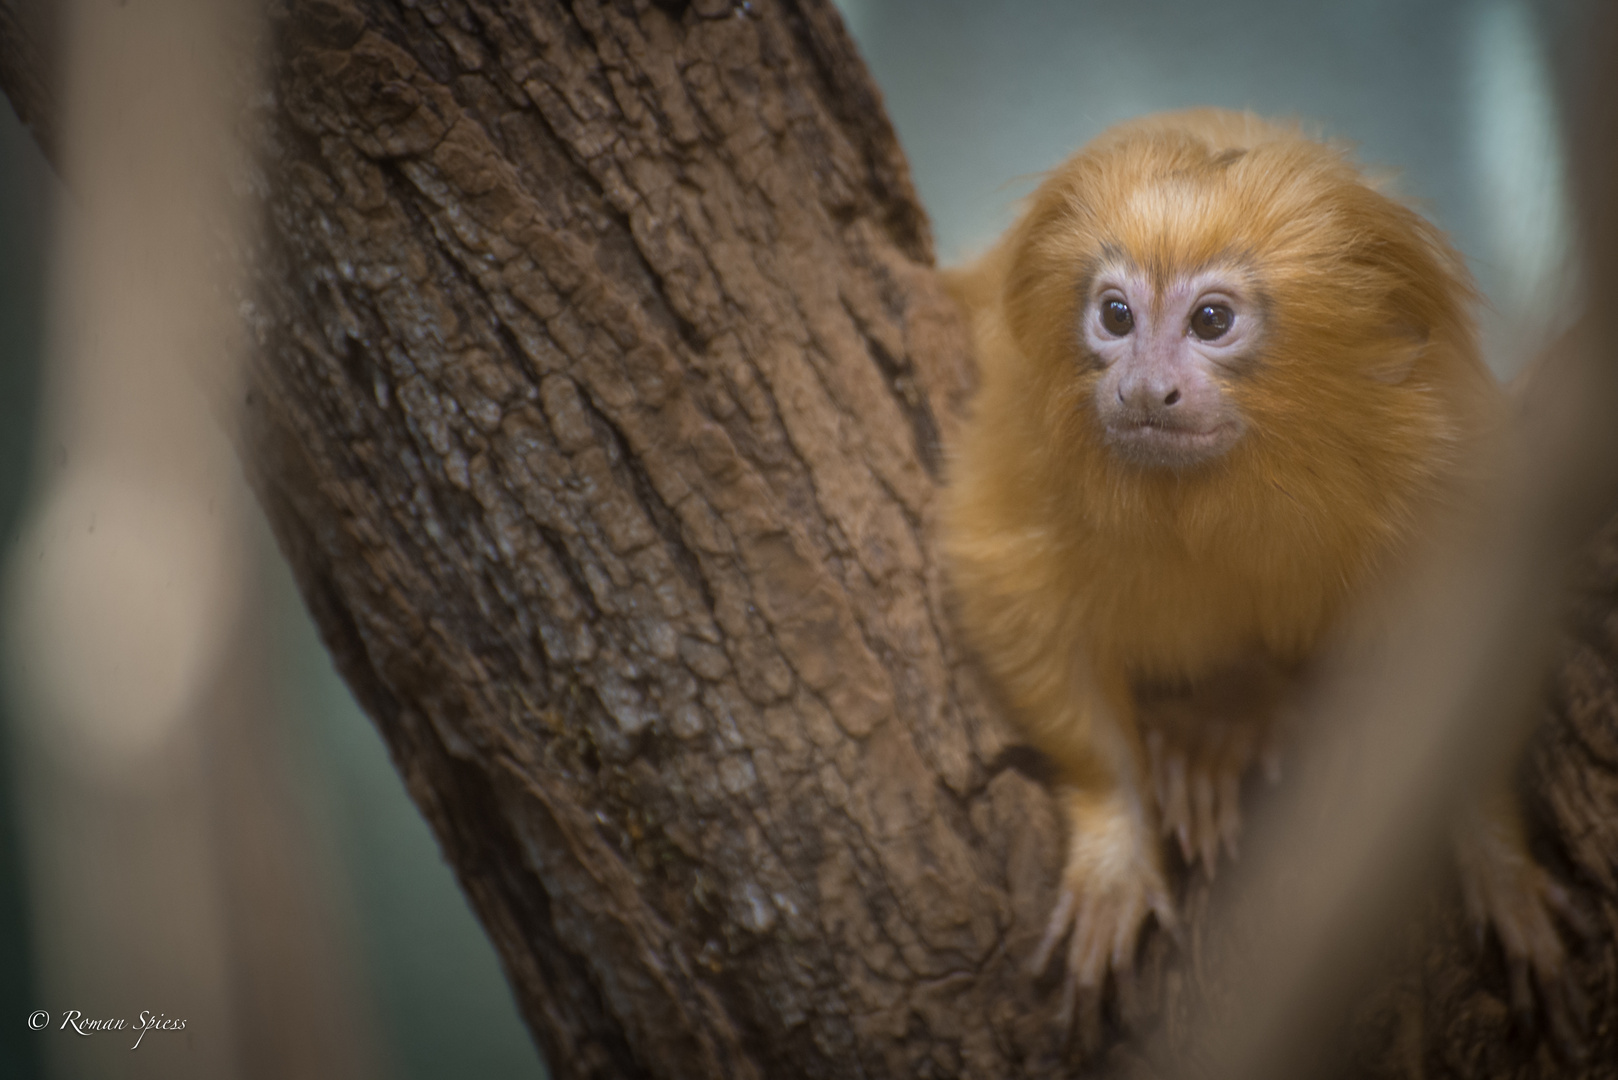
[{"xmin": 1104, "ymin": 420, "xmax": 1241, "ymax": 469}]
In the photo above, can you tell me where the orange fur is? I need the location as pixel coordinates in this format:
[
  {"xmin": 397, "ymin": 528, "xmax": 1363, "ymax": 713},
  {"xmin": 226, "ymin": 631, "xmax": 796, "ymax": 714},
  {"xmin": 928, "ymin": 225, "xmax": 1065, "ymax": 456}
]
[{"xmin": 943, "ymin": 109, "xmax": 1504, "ymax": 1011}]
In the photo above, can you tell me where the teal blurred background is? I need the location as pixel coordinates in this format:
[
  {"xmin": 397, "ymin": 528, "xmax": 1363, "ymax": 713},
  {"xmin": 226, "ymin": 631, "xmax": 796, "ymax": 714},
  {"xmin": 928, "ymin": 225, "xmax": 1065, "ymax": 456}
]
[
  {"xmin": 1, "ymin": 87, "xmax": 49, "ymax": 1080},
  {"xmin": 0, "ymin": 1, "xmax": 1594, "ymax": 1077}
]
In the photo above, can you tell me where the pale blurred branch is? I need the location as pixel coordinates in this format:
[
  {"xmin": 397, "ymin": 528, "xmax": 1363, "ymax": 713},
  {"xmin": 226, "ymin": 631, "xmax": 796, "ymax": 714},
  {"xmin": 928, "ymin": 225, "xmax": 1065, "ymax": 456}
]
[{"xmin": 1171, "ymin": 11, "xmax": 1618, "ymax": 1077}]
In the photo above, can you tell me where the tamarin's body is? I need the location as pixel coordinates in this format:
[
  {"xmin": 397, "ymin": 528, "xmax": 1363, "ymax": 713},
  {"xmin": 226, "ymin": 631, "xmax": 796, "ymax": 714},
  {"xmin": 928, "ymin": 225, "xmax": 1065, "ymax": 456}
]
[{"xmin": 944, "ymin": 109, "xmax": 1579, "ymax": 1045}]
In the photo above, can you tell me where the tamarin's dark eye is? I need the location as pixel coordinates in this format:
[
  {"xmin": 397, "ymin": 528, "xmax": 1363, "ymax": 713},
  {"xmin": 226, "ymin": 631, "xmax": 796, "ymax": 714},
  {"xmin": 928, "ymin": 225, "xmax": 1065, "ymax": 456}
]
[
  {"xmin": 1101, "ymin": 299, "xmax": 1134, "ymax": 336},
  {"xmin": 1190, "ymin": 303, "xmax": 1234, "ymax": 341}
]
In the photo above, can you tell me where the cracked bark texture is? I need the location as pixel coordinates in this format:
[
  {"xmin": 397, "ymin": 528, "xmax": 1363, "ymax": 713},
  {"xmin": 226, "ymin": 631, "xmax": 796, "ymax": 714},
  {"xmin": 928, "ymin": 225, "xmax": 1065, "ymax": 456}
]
[
  {"xmin": 248, "ymin": 2, "xmax": 1067, "ymax": 1077},
  {"xmin": 10, "ymin": 0, "xmax": 1618, "ymax": 1077}
]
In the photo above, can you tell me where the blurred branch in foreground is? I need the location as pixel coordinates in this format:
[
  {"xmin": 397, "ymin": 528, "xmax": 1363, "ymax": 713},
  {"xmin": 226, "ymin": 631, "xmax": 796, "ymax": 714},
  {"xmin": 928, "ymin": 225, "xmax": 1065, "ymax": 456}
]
[
  {"xmin": 1166, "ymin": 11, "xmax": 1618, "ymax": 1079},
  {"xmin": 2, "ymin": 2, "xmax": 382, "ymax": 1078}
]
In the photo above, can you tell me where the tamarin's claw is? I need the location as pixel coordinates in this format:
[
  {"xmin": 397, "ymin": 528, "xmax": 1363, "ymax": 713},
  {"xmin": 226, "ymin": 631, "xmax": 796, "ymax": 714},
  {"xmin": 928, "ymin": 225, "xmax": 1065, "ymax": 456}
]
[
  {"xmin": 1145, "ymin": 713, "xmax": 1273, "ymax": 876},
  {"xmin": 1031, "ymin": 875, "xmax": 1176, "ymax": 1054}
]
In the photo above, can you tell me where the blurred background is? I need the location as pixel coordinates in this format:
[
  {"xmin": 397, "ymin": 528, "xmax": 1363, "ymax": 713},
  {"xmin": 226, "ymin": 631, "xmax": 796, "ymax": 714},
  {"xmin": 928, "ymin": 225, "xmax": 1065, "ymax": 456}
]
[{"xmin": 0, "ymin": 1, "xmax": 1596, "ymax": 1076}]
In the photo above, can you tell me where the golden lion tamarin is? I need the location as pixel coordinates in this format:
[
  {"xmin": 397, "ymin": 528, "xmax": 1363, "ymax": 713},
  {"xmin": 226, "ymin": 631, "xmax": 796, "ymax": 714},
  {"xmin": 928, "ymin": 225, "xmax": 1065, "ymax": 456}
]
[{"xmin": 944, "ymin": 109, "xmax": 1582, "ymax": 1046}]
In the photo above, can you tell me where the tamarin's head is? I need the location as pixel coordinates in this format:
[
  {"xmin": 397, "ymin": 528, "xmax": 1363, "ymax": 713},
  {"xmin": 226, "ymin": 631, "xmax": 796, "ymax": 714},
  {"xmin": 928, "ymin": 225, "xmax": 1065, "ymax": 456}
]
[{"xmin": 999, "ymin": 109, "xmax": 1484, "ymax": 475}]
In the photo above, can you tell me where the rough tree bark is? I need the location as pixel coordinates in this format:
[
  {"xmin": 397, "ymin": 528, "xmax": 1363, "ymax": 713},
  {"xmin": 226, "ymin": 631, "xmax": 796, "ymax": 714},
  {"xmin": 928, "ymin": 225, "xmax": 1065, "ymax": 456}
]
[
  {"xmin": 251, "ymin": 3, "xmax": 1068, "ymax": 1076},
  {"xmin": 8, "ymin": 1, "xmax": 1618, "ymax": 1077}
]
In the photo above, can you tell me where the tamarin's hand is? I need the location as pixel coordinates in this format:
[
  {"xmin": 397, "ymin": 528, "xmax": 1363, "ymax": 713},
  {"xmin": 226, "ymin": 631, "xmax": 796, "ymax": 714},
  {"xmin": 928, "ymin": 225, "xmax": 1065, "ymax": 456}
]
[
  {"xmin": 943, "ymin": 108, "xmax": 1576, "ymax": 1054},
  {"xmin": 1028, "ymin": 784, "xmax": 1175, "ymax": 1053},
  {"xmin": 1455, "ymin": 793, "xmax": 1594, "ymax": 1057}
]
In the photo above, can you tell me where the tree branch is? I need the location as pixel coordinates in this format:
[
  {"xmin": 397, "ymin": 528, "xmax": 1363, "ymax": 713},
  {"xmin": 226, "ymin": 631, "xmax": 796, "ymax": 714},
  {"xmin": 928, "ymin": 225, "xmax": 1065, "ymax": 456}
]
[{"xmin": 245, "ymin": 1, "xmax": 1061, "ymax": 1075}]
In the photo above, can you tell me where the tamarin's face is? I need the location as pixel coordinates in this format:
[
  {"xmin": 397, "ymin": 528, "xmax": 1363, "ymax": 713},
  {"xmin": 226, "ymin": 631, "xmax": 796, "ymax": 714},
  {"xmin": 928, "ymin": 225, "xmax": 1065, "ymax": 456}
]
[
  {"xmin": 997, "ymin": 120, "xmax": 1484, "ymax": 493},
  {"xmin": 1081, "ymin": 253, "xmax": 1262, "ymax": 469}
]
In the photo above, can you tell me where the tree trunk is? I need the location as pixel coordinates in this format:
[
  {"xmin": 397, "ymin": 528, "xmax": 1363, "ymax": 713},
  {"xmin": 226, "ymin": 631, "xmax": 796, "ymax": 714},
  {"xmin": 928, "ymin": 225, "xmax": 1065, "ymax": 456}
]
[
  {"xmin": 9, "ymin": 1, "xmax": 1618, "ymax": 1076},
  {"xmin": 249, "ymin": 2, "xmax": 1070, "ymax": 1076}
]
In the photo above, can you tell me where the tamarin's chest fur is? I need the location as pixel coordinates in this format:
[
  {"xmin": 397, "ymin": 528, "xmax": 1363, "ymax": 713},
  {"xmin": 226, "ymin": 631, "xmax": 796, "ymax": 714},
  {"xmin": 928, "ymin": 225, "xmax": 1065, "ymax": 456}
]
[{"xmin": 946, "ymin": 346, "xmax": 1456, "ymax": 695}]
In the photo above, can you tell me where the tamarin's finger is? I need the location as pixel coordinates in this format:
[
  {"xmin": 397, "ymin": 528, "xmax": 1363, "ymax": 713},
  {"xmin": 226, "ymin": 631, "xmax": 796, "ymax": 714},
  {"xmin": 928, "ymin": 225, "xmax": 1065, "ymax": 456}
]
[
  {"xmin": 1544, "ymin": 881, "xmax": 1598, "ymax": 941},
  {"xmin": 1548, "ymin": 973, "xmax": 1591, "ymax": 1060},
  {"xmin": 1030, "ymin": 888, "xmax": 1076, "ymax": 977},
  {"xmin": 1194, "ymin": 772, "xmax": 1218, "ymax": 874},
  {"xmin": 1149, "ymin": 887, "xmax": 1180, "ymax": 945},
  {"xmin": 1163, "ymin": 756, "xmax": 1192, "ymax": 861},
  {"xmin": 1262, "ymin": 744, "xmax": 1283, "ymax": 786},
  {"xmin": 1510, "ymin": 957, "xmax": 1535, "ymax": 1021},
  {"xmin": 1218, "ymin": 772, "xmax": 1242, "ymax": 860}
]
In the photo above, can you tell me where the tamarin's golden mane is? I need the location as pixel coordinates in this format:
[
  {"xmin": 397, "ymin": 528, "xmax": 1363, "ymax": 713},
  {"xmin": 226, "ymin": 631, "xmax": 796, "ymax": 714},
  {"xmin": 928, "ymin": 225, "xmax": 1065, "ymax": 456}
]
[{"xmin": 945, "ymin": 109, "xmax": 1500, "ymax": 681}]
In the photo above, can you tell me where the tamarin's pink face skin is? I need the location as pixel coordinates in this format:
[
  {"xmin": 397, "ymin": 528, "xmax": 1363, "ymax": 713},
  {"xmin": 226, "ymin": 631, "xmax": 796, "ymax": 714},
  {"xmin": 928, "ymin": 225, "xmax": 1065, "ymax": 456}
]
[{"xmin": 1081, "ymin": 257, "xmax": 1263, "ymax": 470}]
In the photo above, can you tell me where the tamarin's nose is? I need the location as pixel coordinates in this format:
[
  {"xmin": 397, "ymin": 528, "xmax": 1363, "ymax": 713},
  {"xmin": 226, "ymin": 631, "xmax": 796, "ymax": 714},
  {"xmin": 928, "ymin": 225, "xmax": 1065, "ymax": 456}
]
[{"xmin": 1119, "ymin": 377, "xmax": 1183, "ymax": 412}]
